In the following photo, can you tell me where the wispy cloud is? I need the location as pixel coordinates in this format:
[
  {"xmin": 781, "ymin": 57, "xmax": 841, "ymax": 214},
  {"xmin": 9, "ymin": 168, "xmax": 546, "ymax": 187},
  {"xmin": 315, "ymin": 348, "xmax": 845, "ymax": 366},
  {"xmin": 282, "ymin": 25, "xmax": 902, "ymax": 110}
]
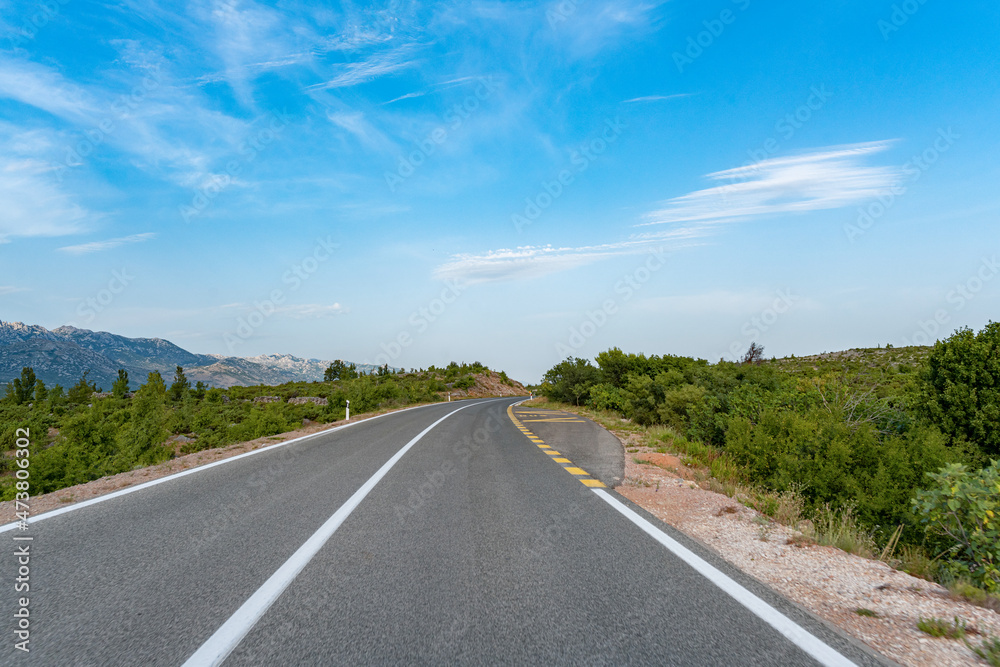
[
  {"xmin": 199, "ymin": 0, "xmax": 302, "ymax": 106},
  {"xmin": 383, "ymin": 90, "xmax": 427, "ymax": 105},
  {"xmin": 276, "ymin": 303, "xmax": 347, "ymax": 318},
  {"xmin": 324, "ymin": 109, "xmax": 394, "ymax": 151},
  {"xmin": 623, "ymin": 94, "xmax": 691, "ymax": 103},
  {"xmin": 306, "ymin": 46, "xmax": 421, "ymax": 91},
  {"xmin": 0, "ymin": 286, "xmax": 29, "ymax": 295},
  {"xmin": 433, "ymin": 232, "xmax": 694, "ymax": 285},
  {"xmin": 0, "ymin": 58, "xmax": 99, "ymax": 122},
  {"xmin": 0, "ymin": 155, "xmax": 91, "ymax": 239},
  {"xmin": 58, "ymin": 232, "xmax": 157, "ymax": 255},
  {"xmin": 552, "ymin": 1, "xmax": 665, "ymax": 57},
  {"xmin": 434, "ymin": 141, "xmax": 899, "ymax": 285},
  {"xmin": 641, "ymin": 141, "xmax": 900, "ymax": 227}
]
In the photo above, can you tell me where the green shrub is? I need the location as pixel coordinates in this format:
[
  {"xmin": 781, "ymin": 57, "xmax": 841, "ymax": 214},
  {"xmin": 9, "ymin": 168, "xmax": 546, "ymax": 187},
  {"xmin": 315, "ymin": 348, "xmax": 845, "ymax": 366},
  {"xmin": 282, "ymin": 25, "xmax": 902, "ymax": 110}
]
[
  {"xmin": 913, "ymin": 321, "xmax": 1000, "ymax": 459},
  {"xmin": 588, "ymin": 383, "xmax": 628, "ymax": 413},
  {"xmin": 657, "ymin": 384, "xmax": 708, "ymax": 430},
  {"xmin": 541, "ymin": 357, "xmax": 600, "ymax": 405},
  {"xmin": 916, "ymin": 616, "xmax": 966, "ymax": 639},
  {"xmin": 913, "ymin": 460, "xmax": 1000, "ymax": 591},
  {"xmin": 972, "ymin": 635, "xmax": 1000, "ymax": 666}
]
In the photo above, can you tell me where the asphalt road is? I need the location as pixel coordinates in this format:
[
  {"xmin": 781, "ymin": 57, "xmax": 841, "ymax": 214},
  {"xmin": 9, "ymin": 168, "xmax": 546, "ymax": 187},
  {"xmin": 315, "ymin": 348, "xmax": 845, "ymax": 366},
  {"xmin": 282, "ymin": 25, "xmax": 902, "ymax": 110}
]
[{"xmin": 1, "ymin": 397, "xmax": 890, "ymax": 665}]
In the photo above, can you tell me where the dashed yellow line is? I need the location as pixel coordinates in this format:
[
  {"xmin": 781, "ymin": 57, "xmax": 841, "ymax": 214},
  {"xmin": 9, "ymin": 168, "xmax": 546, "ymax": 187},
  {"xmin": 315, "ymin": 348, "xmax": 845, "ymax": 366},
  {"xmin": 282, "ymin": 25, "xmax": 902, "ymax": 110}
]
[{"xmin": 506, "ymin": 404, "xmax": 607, "ymax": 489}]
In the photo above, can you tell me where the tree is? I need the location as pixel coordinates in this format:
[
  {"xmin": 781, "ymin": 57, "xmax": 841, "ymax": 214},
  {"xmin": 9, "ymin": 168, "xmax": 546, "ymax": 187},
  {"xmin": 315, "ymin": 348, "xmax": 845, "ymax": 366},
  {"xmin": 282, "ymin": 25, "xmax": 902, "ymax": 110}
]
[
  {"xmin": 48, "ymin": 384, "xmax": 65, "ymax": 406},
  {"xmin": 541, "ymin": 357, "xmax": 600, "ymax": 405},
  {"xmin": 33, "ymin": 378, "xmax": 47, "ymax": 404},
  {"xmin": 114, "ymin": 371, "xmax": 169, "ymax": 469},
  {"xmin": 112, "ymin": 369, "xmax": 130, "ymax": 399},
  {"xmin": 169, "ymin": 366, "xmax": 189, "ymax": 402},
  {"xmin": 324, "ymin": 359, "xmax": 347, "ymax": 381},
  {"xmin": 741, "ymin": 342, "xmax": 766, "ymax": 365},
  {"xmin": 192, "ymin": 381, "xmax": 207, "ymax": 400},
  {"xmin": 914, "ymin": 322, "xmax": 1000, "ymax": 458},
  {"xmin": 595, "ymin": 347, "xmax": 640, "ymax": 388},
  {"xmin": 5, "ymin": 367, "xmax": 37, "ymax": 405},
  {"xmin": 67, "ymin": 370, "xmax": 98, "ymax": 404}
]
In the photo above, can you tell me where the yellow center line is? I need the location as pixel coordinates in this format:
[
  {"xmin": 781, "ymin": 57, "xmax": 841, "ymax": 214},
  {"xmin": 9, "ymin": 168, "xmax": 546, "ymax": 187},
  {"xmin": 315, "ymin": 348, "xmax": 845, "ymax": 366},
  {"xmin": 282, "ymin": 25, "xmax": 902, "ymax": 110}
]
[{"xmin": 508, "ymin": 403, "xmax": 607, "ymax": 489}]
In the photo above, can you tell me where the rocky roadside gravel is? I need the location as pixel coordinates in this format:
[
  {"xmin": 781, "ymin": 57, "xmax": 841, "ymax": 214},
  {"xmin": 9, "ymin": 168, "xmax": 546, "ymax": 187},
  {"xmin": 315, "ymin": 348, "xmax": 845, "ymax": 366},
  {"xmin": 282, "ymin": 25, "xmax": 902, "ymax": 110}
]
[{"xmin": 617, "ymin": 442, "xmax": 1000, "ymax": 667}]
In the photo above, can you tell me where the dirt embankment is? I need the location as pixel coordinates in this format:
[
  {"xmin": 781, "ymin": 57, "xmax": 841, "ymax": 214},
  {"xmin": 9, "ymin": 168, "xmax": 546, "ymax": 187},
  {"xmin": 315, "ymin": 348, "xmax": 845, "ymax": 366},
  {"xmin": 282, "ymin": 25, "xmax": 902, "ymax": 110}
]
[{"xmin": 449, "ymin": 371, "xmax": 527, "ymax": 399}]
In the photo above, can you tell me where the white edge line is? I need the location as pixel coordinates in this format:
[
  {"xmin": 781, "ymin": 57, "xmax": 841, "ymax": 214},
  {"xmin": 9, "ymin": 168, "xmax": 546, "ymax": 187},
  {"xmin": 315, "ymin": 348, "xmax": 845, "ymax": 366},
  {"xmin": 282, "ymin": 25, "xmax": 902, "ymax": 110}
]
[
  {"xmin": 183, "ymin": 400, "xmax": 481, "ymax": 667},
  {"xmin": 591, "ymin": 489, "xmax": 857, "ymax": 667},
  {"xmin": 0, "ymin": 400, "xmax": 451, "ymax": 534}
]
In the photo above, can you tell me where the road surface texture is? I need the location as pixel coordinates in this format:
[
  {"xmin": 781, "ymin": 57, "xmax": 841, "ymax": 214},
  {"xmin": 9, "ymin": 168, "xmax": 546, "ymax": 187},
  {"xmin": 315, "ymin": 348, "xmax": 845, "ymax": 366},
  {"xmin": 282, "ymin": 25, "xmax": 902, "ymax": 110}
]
[{"xmin": 1, "ymin": 397, "xmax": 891, "ymax": 666}]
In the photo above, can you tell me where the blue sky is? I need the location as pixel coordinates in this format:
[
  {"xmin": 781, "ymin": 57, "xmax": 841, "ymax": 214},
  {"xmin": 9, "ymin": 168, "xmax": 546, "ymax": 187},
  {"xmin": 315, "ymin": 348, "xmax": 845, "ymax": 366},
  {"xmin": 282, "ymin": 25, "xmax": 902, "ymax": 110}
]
[{"xmin": 1, "ymin": 0, "xmax": 998, "ymax": 383}]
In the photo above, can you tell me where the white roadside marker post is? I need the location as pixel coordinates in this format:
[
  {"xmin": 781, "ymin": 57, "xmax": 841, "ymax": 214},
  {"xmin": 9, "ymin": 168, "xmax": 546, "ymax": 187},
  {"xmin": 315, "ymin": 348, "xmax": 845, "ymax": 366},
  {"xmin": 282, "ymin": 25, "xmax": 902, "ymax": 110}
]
[{"xmin": 345, "ymin": 400, "xmax": 350, "ymax": 422}]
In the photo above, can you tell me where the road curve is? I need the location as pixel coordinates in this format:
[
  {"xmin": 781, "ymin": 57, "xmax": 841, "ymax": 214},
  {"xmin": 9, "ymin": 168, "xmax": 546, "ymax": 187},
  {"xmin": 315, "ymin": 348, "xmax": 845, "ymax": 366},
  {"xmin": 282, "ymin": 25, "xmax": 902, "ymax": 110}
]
[{"xmin": 2, "ymin": 397, "xmax": 887, "ymax": 665}]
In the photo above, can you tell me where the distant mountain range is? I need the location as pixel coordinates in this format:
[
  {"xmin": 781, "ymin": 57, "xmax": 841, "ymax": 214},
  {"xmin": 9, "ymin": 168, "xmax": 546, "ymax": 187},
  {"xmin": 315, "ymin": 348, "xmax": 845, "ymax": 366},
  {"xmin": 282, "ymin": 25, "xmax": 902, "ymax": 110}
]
[{"xmin": 0, "ymin": 321, "xmax": 380, "ymax": 389}]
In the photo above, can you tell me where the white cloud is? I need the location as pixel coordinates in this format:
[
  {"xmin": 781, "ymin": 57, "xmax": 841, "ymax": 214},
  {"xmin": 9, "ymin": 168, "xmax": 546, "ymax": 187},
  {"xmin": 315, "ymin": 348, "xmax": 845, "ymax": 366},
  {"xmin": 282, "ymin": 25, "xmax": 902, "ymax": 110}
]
[
  {"xmin": 551, "ymin": 1, "xmax": 665, "ymax": 57},
  {"xmin": 324, "ymin": 109, "xmax": 392, "ymax": 151},
  {"xmin": 57, "ymin": 232, "xmax": 157, "ymax": 255},
  {"xmin": 0, "ymin": 58, "xmax": 99, "ymax": 122},
  {"xmin": 0, "ymin": 286, "xmax": 29, "ymax": 295},
  {"xmin": 277, "ymin": 303, "xmax": 347, "ymax": 318},
  {"xmin": 433, "ymin": 234, "xmax": 692, "ymax": 285},
  {"xmin": 640, "ymin": 141, "xmax": 900, "ymax": 228},
  {"xmin": 199, "ymin": 0, "xmax": 302, "ymax": 105},
  {"xmin": 434, "ymin": 142, "xmax": 899, "ymax": 286},
  {"xmin": 0, "ymin": 155, "xmax": 90, "ymax": 239},
  {"xmin": 0, "ymin": 55, "xmax": 247, "ymax": 190},
  {"xmin": 306, "ymin": 45, "xmax": 421, "ymax": 90},
  {"xmin": 383, "ymin": 90, "xmax": 427, "ymax": 105},
  {"xmin": 623, "ymin": 94, "xmax": 691, "ymax": 103}
]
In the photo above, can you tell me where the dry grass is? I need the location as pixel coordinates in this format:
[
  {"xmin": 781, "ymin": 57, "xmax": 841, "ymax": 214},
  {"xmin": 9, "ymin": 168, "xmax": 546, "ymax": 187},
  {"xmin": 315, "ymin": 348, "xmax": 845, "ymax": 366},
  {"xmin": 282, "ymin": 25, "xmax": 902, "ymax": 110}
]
[{"xmin": 811, "ymin": 503, "xmax": 876, "ymax": 559}]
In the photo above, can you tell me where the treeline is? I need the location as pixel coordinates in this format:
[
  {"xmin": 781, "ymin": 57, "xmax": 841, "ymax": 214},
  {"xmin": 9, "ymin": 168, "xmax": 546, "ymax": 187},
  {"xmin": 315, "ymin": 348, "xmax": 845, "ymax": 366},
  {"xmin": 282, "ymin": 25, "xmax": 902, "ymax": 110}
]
[
  {"xmin": 0, "ymin": 361, "xmax": 498, "ymax": 501},
  {"xmin": 541, "ymin": 323, "xmax": 1000, "ymax": 592}
]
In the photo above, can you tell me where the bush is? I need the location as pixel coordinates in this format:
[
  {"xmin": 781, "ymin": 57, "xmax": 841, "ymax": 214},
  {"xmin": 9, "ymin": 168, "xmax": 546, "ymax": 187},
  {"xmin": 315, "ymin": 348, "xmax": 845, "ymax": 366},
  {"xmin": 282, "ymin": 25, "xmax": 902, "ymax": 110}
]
[
  {"xmin": 914, "ymin": 322, "xmax": 1000, "ymax": 459},
  {"xmin": 541, "ymin": 357, "xmax": 600, "ymax": 405},
  {"xmin": 913, "ymin": 460, "xmax": 1000, "ymax": 591},
  {"xmin": 588, "ymin": 383, "xmax": 628, "ymax": 414},
  {"xmin": 453, "ymin": 376, "xmax": 475, "ymax": 390}
]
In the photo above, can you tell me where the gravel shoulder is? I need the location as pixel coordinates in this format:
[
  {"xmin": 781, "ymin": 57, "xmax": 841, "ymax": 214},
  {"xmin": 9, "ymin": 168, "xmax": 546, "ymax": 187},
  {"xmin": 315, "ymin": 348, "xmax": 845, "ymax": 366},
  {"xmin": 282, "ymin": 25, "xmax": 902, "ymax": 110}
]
[{"xmin": 596, "ymin": 425, "xmax": 999, "ymax": 665}]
